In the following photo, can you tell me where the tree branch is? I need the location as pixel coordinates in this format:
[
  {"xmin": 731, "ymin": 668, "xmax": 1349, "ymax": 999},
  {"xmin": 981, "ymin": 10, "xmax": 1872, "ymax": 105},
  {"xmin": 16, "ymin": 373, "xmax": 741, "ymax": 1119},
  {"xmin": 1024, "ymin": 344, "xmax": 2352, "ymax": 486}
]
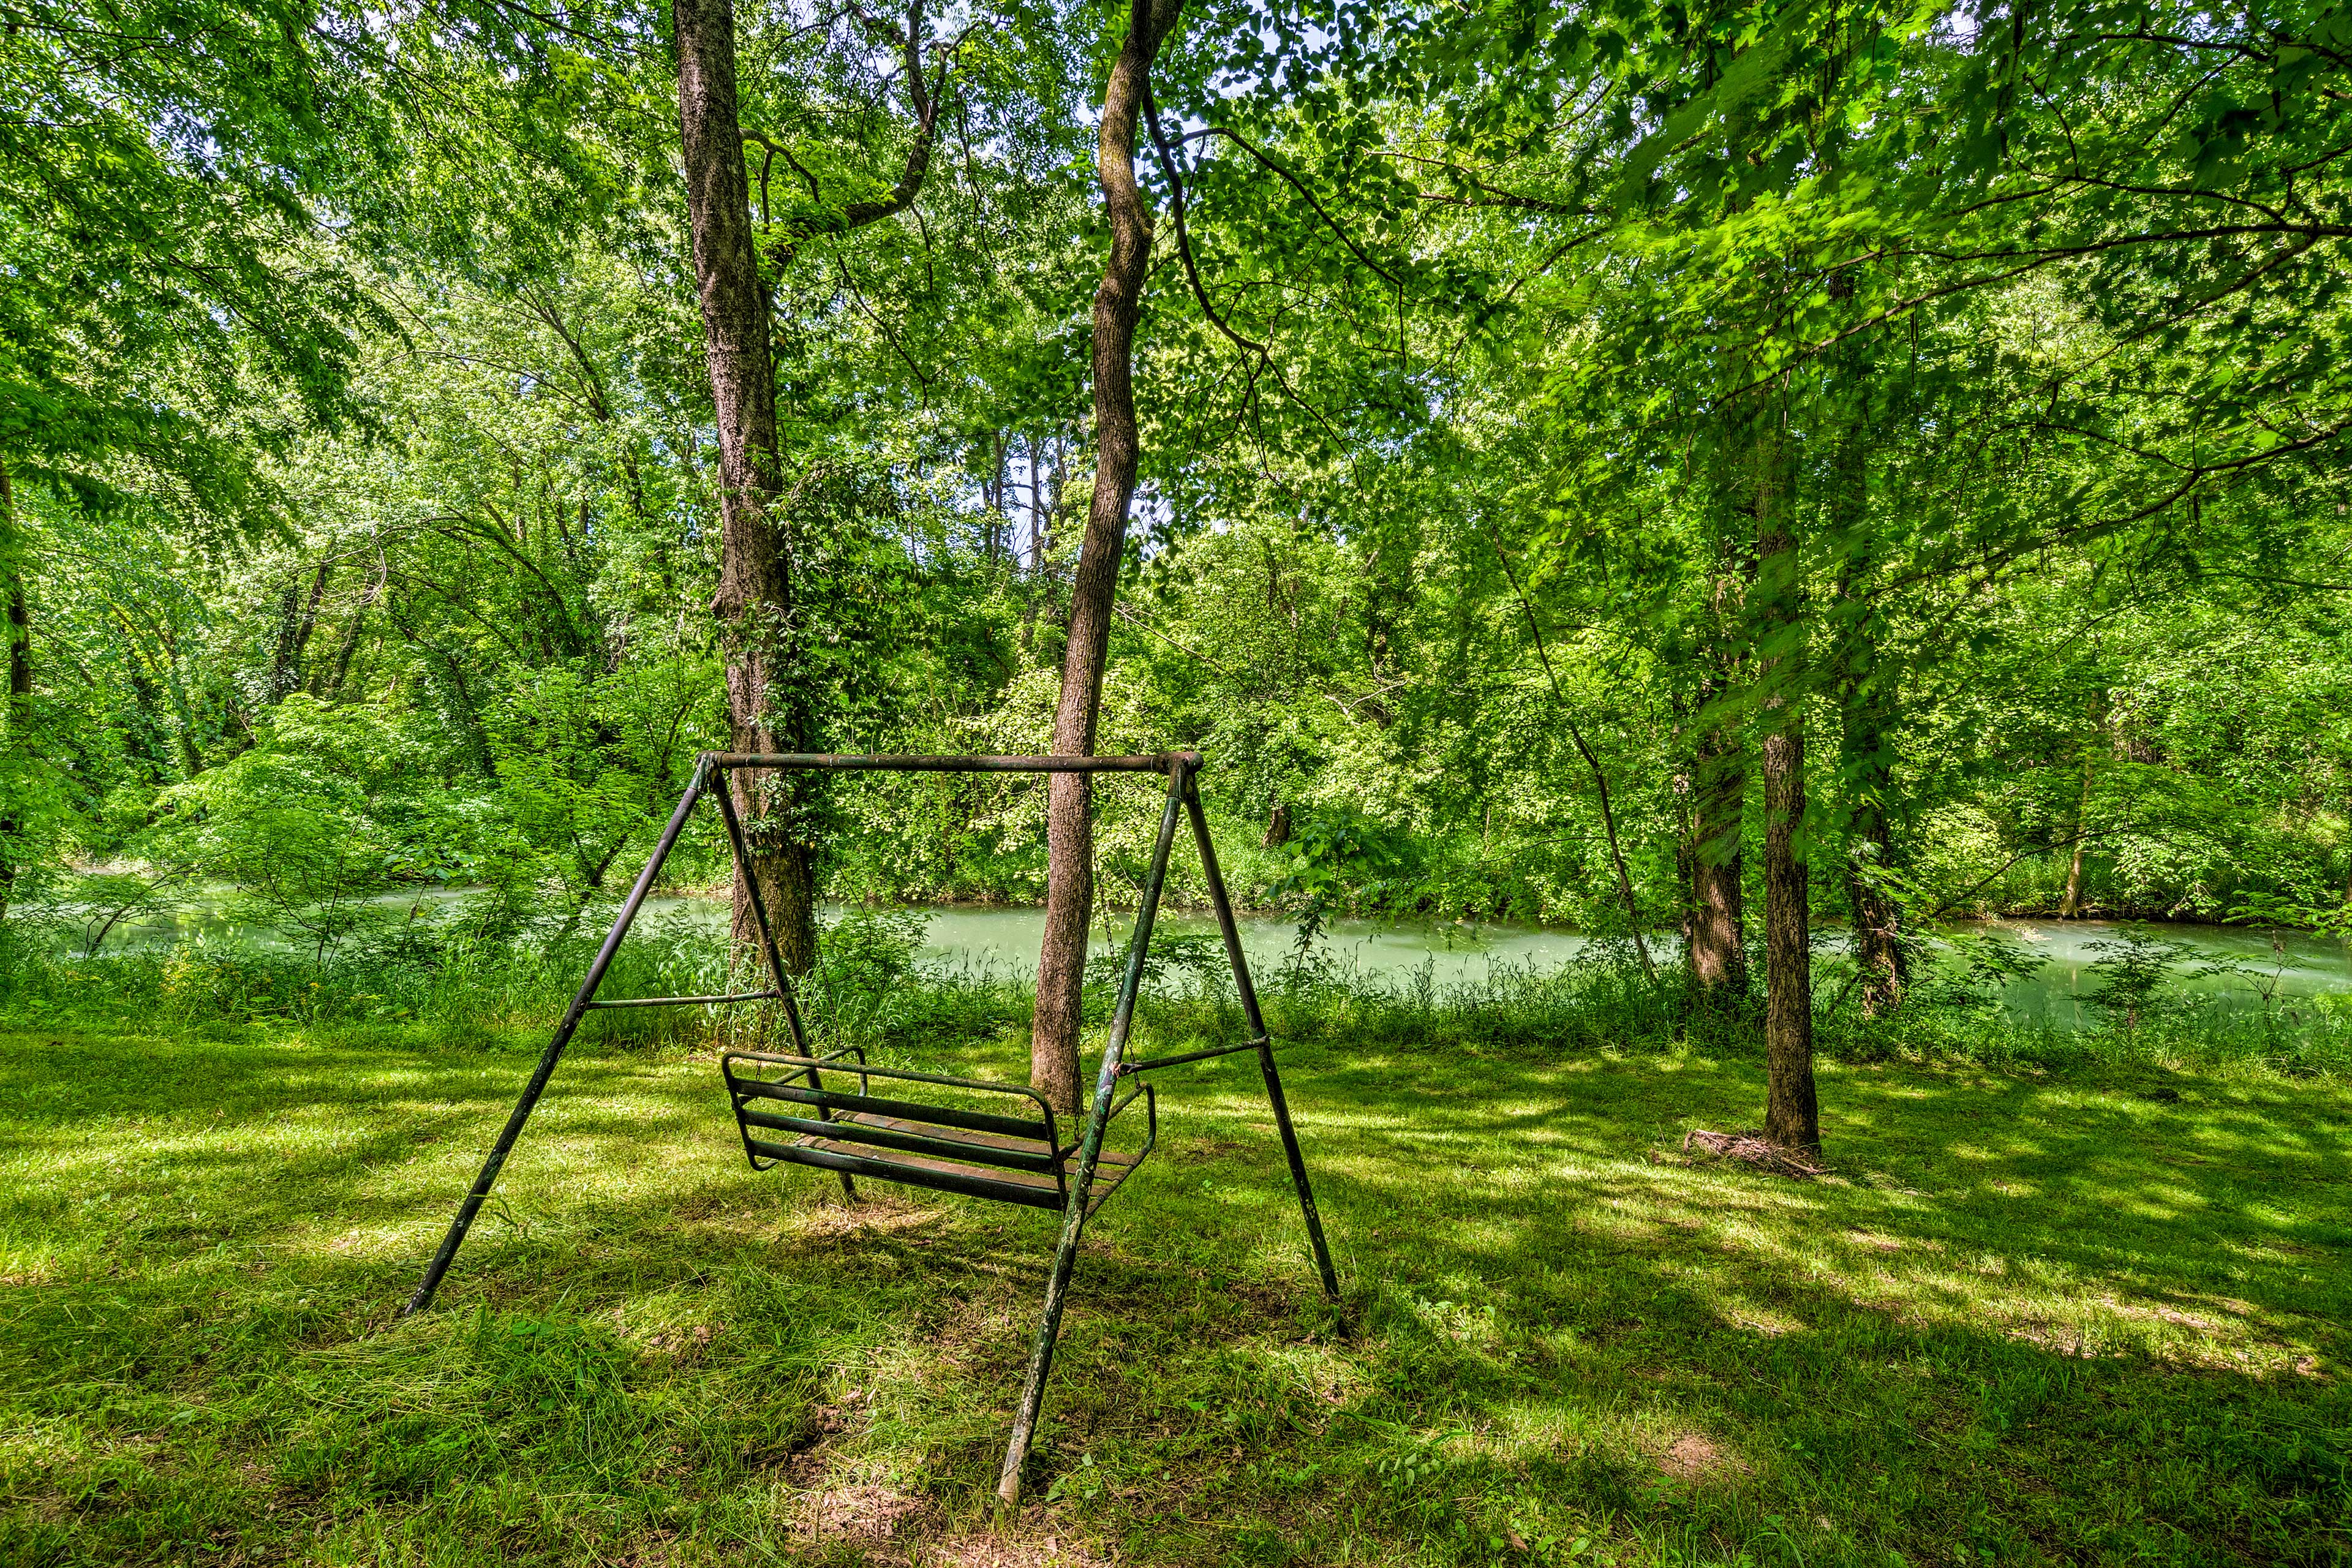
[{"xmin": 1190, "ymin": 125, "xmax": 1401, "ymax": 288}]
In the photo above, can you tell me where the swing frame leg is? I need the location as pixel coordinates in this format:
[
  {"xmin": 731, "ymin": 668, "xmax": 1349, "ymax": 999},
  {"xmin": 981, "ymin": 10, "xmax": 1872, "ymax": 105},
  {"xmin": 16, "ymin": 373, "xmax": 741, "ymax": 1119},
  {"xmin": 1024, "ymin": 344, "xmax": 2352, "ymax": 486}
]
[
  {"xmin": 402, "ymin": 773, "xmax": 711, "ymax": 1316},
  {"xmin": 1185, "ymin": 778, "xmax": 1343, "ymax": 1307},
  {"xmin": 711, "ymin": 775, "xmax": 855, "ymax": 1204},
  {"xmin": 402, "ymin": 761, "xmax": 849, "ymax": 1317},
  {"xmin": 997, "ymin": 765, "xmax": 1189, "ymax": 1506}
]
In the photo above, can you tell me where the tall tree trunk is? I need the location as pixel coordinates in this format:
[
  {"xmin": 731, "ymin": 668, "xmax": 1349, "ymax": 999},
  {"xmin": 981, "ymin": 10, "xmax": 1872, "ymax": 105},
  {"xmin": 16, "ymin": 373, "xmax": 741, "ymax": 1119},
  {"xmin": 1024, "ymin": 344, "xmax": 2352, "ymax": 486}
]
[
  {"xmin": 268, "ymin": 555, "xmax": 333, "ymax": 703},
  {"xmin": 1761, "ymin": 689, "xmax": 1815, "ymax": 1150},
  {"xmin": 2059, "ymin": 742, "xmax": 2096, "ymax": 918},
  {"xmin": 1827, "ymin": 350, "xmax": 1903, "ymax": 1017},
  {"xmin": 1754, "ymin": 414, "xmax": 1818, "ymax": 1154},
  {"xmin": 321, "ymin": 555, "xmax": 386, "ymax": 699},
  {"xmin": 1685, "ymin": 705, "xmax": 1748, "ymax": 1003},
  {"xmin": 0, "ymin": 460, "xmax": 28, "ymax": 924},
  {"xmin": 675, "ymin": 0, "xmax": 815, "ymax": 971},
  {"xmin": 1030, "ymin": 0, "xmax": 1188, "ymax": 1112},
  {"xmin": 1028, "ymin": 438, "xmax": 1044, "ymax": 571},
  {"xmin": 989, "ymin": 431, "xmax": 1007, "ymax": 565},
  {"xmin": 1840, "ymin": 683, "xmax": 1904, "ymax": 1016}
]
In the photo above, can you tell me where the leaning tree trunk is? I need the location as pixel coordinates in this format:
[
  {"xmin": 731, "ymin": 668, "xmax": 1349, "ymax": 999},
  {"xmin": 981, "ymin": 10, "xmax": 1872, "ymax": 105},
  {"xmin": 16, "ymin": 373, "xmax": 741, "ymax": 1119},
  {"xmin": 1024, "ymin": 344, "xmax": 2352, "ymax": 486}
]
[
  {"xmin": 0, "ymin": 460, "xmax": 27, "ymax": 924},
  {"xmin": 1684, "ymin": 674, "xmax": 1749, "ymax": 1007},
  {"xmin": 1840, "ymin": 679, "xmax": 1905, "ymax": 1017},
  {"xmin": 1754, "ymin": 415, "xmax": 1819, "ymax": 1155},
  {"xmin": 1030, "ymin": 0, "xmax": 1189, "ymax": 1112},
  {"xmin": 674, "ymin": 0, "xmax": 815, "ymax": 972},
  {"xmin": 1683, "ymin": 529, "xmax": 1751, "ymax": 1010}
]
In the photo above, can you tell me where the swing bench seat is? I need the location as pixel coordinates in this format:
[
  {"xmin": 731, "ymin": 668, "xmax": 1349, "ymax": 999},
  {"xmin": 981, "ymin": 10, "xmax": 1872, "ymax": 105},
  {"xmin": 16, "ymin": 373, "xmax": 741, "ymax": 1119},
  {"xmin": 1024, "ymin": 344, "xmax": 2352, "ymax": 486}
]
[{"xmin": 722, "ymin": 1049, "xmax": 1156, "ymax": 1215}]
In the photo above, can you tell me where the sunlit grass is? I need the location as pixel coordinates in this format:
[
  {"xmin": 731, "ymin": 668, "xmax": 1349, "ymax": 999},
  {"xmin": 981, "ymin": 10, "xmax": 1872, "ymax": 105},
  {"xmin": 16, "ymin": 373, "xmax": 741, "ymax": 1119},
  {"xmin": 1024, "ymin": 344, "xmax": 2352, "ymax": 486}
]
[{"xmin": 1, "ymin": 1005, "xmax": 2346, "ymax": 1566}]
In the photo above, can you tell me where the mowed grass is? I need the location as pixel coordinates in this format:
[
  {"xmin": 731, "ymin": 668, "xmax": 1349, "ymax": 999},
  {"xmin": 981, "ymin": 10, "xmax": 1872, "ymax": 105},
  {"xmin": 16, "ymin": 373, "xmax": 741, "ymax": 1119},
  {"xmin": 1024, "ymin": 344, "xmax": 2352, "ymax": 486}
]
[{"xmin": 1, "ymin": 1012, "xmax": 2348, "ymax": 1567}]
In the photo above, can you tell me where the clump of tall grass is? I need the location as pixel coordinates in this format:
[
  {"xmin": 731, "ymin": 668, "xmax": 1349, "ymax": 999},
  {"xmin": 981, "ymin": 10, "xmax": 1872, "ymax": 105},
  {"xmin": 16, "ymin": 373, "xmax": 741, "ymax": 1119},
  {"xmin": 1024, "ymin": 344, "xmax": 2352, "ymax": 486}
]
[{"xmin": 0, "ymin": 906, "xmax": 726, "ymax": 1048}]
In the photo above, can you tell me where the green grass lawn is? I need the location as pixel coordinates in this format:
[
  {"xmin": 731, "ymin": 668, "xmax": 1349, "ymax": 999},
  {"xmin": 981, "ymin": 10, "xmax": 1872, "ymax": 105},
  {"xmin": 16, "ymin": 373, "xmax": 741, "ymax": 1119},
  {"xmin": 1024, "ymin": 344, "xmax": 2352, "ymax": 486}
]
[{"xmin": 1, "ymin": 1014, "xmax": 2346, "ymax": 1566}]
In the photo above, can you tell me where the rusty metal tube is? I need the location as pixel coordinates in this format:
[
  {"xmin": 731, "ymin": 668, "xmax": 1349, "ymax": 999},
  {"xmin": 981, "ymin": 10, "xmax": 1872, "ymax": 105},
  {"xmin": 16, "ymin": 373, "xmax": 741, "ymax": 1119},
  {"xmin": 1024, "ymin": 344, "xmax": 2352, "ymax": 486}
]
[{"xmin": 997, "ymin": 758, "xmax": 1193, "ymax": 1506}]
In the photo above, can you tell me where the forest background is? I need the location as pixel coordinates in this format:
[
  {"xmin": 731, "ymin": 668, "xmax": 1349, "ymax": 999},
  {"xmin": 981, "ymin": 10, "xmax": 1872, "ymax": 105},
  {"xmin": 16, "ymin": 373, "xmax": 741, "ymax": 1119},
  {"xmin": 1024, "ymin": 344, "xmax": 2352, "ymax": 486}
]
[{"xmin": 3, "ymin": 0, "xmax": 2350, "ymax": 1087}]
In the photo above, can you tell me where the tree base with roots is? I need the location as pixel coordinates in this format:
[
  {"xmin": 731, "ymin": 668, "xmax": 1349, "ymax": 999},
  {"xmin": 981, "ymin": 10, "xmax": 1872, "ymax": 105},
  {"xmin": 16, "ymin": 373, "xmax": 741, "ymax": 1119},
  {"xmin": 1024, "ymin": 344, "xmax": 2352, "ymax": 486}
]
[{"xmin": 1676, "ymin": 1127, "xmax": 1825, "ymax": 1179}]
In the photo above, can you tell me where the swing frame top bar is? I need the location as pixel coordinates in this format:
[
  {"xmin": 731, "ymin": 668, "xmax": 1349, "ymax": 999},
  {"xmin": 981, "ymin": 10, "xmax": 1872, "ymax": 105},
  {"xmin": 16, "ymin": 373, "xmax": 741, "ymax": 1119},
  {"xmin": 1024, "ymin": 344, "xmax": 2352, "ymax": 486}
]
[{"xmin": 700, "ymin": 750, "xmax": 1194, "ymax": 773}]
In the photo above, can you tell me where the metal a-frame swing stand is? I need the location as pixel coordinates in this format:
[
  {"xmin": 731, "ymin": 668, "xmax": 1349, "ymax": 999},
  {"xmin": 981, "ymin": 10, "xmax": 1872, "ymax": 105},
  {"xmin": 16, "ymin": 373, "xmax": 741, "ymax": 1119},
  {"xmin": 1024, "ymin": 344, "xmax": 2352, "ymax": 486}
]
[{"xmin": 399, "ymin": 748, "xmax": 1342, "ymax": 1506}]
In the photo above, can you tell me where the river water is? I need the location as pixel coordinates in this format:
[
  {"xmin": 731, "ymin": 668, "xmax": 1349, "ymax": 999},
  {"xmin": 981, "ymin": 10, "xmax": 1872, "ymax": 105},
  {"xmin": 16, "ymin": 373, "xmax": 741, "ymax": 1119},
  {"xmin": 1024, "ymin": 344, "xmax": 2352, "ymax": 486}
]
[{"xmin": 91, "ymin": 889, "xmax": 2352, "ymax": 1027}]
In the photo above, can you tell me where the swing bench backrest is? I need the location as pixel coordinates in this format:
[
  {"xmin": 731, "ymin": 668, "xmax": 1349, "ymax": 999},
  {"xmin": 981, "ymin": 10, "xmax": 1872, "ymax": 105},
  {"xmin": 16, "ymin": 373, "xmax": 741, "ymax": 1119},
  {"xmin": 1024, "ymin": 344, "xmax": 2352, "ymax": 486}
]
[{"xmin": 721, "ymin": 1048, "xmax": 1155, "ymax": 1215}]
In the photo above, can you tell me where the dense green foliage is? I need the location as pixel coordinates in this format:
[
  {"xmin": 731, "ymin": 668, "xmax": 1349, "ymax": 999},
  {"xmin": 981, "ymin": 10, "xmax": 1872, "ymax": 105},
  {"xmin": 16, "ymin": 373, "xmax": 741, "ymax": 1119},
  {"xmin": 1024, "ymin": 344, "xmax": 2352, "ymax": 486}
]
[{"xmin": 4, "ymin": 0, "xmax": 2349, "ymax": 960}]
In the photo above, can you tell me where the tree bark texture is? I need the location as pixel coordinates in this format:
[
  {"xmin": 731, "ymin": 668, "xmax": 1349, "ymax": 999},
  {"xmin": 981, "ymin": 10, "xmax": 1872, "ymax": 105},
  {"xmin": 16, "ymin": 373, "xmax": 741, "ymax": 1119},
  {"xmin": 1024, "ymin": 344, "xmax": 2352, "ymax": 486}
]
[
  {"xmin": 1030, "ymin": 0, "xmax": 1188, "ymax": 1112},
  {"xmin": 1839, "ymin": 683, "xmax": 1905, "ymax": 1017},
  {"xmin": 1827, "ymin": 359, "xmax": 1902, "ymax": 1016},
  {"xmin": 1761, "ymin": 720, "xmax": 1815, "ymax": 1148},
  {"xmin": 1754, "ymin": 423, "xmax": 1819, "ymax": 1154},
  {"xmin": 1684, "ymin": 689, "xmax": 1748, "ymax": 1005},
  {"xmin": 0, "ymin": 460, "xmax": 28, "ymax": 922},
  {"xmin": 268, "ymin": 556, "xmax": 333, "ymax": 703},
  {"xmin": 674, "ymin": 0, "xmax": 816, "ymax": 973}
]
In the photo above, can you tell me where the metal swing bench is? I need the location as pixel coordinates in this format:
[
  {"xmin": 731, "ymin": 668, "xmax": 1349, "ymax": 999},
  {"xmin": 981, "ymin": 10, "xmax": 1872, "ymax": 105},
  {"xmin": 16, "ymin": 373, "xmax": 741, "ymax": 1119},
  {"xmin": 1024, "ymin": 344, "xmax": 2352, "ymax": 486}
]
[{"xmin": 399, "ymin": 750, "xmax": 1341, "ymax": 1506}]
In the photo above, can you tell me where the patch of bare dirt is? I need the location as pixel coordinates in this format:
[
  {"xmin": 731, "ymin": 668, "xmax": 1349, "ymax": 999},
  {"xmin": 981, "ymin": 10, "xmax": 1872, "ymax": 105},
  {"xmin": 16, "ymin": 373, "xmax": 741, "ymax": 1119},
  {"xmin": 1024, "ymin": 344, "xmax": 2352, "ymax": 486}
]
[
  {"xmin": 1659, "ymin": 1432, "xmax": 1749, "ymax": 1483},
  {"xmin": 797, "ymin": 1482, "xmax": 928, "ymax": 1547},
  {"xmin": 639, "ymin": 1321, "xmax": 723, "ymax": 1365},
  {"xmin": 2097, "ymin": 1293, "xmax": 2218, "ymax": 1332},
  {"xmin": 796, "ymin": 1193, "xmax": 944, "ymax": 1238},
  {"xmin": 924, "ymin": 1528, "xmax": 1112, "ymax": 1567},
  {"xmin": 2010, "ymin": 1319, "xmax": 2094, "ymax": 1358}
]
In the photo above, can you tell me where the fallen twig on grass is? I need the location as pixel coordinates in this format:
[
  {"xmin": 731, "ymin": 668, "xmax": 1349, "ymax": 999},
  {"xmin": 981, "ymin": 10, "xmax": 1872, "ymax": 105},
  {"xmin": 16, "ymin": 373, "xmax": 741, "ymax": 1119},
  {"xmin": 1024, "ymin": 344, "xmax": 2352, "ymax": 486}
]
[{"xmin": 1681, "ymin": 1128, "xmax": 1825, "ymax": 1178}]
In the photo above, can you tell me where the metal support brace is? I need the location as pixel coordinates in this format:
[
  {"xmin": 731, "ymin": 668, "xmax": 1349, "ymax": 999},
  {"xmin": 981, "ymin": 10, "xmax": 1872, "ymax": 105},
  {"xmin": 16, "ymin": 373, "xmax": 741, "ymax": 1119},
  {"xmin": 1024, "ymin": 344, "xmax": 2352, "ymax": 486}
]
[
  {"xmin": 1185, "ymin": 774, "xmax": 1343, "ymax": 1305},
  {"xmin": 712, "ymin": 775, "xmax": 853, "ymax": 1201}
]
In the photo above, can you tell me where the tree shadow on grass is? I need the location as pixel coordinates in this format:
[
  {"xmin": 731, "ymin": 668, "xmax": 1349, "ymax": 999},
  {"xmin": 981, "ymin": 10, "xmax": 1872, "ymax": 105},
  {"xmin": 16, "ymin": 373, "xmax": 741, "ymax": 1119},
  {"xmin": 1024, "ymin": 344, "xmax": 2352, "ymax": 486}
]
[
  {"xmin": 2, "ymin": 1025, "xmax": 2348, "ymax": 1566},
  {"xmin": 1143, "ymin": 1041, "xmax": 2351, "ymax": 1564}
]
